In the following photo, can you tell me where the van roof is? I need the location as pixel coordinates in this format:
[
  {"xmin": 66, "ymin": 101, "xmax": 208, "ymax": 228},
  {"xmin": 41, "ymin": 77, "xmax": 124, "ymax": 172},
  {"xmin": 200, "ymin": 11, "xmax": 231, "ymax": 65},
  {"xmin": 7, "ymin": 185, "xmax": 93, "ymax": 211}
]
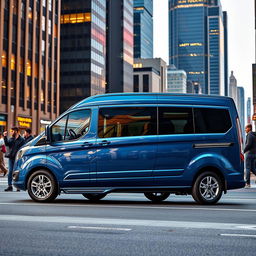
[{"xmin": 70, "ymin": 93, "xmax": 234, "ymax": 109}]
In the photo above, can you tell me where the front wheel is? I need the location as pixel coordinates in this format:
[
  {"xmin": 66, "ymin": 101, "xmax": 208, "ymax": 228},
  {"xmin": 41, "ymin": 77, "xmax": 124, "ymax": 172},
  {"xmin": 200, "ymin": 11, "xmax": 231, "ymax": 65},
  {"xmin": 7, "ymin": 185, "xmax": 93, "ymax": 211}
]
[
  {"xmin": 27, "ymin": 170, "xmax": 58, "ymax": 202},
  {"xmin": 144, "ymin": 192, "xmax": 170, "ymax": 202},
  {"xmin": 82, "ymin": 193, "xmax": 107, "ymax": 201},
  {"xmin": 192, "ymin": 171, "xmax": 223, "ymax": 205}
]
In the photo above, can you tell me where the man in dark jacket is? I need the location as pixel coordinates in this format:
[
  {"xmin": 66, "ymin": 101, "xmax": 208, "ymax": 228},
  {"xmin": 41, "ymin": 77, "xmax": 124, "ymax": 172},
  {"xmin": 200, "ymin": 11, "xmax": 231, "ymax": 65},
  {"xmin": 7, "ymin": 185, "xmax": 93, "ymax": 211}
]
[
  {"xmin": 24, "ymin": 128, "xmax": 34, "ymax": 144},
  {"xmin": 244, "ymin": 124, "xmax": 256, "ymax": 188},
  {"xmin": 3, "ymin": 127, "xmax": 25, "ymax": 191}
]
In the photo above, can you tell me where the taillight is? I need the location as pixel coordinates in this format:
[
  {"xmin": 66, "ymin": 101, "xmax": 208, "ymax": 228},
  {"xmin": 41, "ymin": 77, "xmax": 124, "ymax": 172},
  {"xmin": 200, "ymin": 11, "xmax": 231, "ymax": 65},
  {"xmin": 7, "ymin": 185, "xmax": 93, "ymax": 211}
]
[{"xmin": 236, "ymin": 118, "xmax": 244, "ymax": 161}]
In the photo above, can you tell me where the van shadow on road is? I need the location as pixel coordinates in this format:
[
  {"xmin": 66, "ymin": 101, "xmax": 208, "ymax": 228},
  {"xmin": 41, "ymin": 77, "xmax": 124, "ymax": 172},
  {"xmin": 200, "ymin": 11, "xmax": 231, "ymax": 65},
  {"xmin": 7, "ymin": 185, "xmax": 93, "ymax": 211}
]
[{"xmin": 12, "ymin": 198, "xmax": 243, "ymax": 207}]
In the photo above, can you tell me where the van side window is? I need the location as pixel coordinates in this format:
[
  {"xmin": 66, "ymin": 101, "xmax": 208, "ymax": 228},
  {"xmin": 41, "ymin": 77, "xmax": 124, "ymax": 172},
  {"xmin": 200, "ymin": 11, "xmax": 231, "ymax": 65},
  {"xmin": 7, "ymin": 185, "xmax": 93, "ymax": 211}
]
[
  {"xmin": 194, "ymin": 108, "xmax": 232, "ymax": 133},
  {"xmin": 66, "ymin": 110, "xmax": 91, "ymax": 140},
  {"xmin": 98, "ymin": 107, "xmax": 157, "ymax": 138},
  {"xmin": 158, "ymin": 107, "xmax": 194, "ymax": 135},
  {"xmin": 51, "ymin": 115, "xmax": 68, "ymax": 142},
  {"xmin": 51, "ymin": 109, "xmax": 91, "ymax": 142}
]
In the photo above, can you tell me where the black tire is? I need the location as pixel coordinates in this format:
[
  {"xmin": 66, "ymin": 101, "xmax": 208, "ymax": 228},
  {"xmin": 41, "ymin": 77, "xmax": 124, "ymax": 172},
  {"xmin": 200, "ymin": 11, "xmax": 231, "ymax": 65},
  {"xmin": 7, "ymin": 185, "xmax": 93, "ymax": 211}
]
[
  {"xmin": 27, "ymin": 170, "xmax": 58, "ymax": 202},
  {"xmin": 144, "ymin": 192, "xmax": 170, "ymax": 202},
  {"xmin": 82, "ymin": 193, "xmax": 107, "ymax": 201},
  {"xmin": 192, "ymin": 171, "xmax": 223, "ymax": 205}
]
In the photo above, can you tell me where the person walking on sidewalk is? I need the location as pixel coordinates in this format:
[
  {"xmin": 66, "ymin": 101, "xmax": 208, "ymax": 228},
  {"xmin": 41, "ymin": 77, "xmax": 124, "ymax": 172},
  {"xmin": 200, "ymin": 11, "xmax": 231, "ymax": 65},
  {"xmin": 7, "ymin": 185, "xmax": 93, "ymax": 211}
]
[
  {"xmin": 244, "ymin": 124, "xmax": 256, "ymax": 188},
  {"xmin": 3, "ymin": 127, "xmax": 25, "ymax": 191},
  {"xmin": 0, "ymin": 133, "xmax": 8, "ymax": 177},
  {"xmin": 23, "ymin": 128, "xmax": 34, "ymax": 145}
]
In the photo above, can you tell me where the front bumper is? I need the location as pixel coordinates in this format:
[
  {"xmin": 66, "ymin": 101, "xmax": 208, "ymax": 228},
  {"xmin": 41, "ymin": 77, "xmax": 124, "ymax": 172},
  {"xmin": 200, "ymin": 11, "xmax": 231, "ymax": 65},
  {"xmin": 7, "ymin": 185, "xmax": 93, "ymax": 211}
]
[{"xmin": 12, "ymin": 170, "xmax": 26, "ymax": 190}]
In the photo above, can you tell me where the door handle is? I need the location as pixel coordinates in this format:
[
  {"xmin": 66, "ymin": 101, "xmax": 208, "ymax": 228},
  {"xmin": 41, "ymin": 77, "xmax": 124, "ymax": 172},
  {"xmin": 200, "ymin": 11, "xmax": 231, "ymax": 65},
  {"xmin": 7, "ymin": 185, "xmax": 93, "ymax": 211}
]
[
  {"xmin": 82, "ymin": 142, "xmax": 93, "ymax": 147},
  {"xmin": 99, "ymin": 140, "xmax": 110, "ymax": 146}
]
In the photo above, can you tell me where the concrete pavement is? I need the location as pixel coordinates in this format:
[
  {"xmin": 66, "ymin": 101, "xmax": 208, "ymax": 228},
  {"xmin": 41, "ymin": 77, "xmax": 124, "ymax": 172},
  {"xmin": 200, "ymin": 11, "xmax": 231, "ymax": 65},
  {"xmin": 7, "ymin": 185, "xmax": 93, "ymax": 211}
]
[{"xmin": 0, "ymin": 187, "xmax": 256, "ymax": 256}]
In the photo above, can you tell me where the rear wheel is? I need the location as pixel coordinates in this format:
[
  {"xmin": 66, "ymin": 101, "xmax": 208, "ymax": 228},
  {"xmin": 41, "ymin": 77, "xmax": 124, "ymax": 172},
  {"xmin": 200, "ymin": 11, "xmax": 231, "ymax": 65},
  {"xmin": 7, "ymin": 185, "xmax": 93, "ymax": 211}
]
[
  {"xmin": 192, "ymin": 171, "xmax": 223, "ymax": 205},
  {"xmin": 27, "ymin": 170, "xmax": 58, "ymax": 202},
  {"xmin": 144, "ymin": 192, "xmax": 170, "ymax": 202},
  {"xmin": 82, "ymin": 193, "xmax": 107, "ymax": 201}
]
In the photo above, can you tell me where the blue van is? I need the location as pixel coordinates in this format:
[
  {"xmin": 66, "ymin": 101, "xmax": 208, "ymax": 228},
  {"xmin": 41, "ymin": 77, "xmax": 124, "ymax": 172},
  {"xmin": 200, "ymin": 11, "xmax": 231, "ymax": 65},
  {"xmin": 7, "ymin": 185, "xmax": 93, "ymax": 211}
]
[{"xmin": 13, "ymin": 93, "xmax": 245, "ymax": 204}]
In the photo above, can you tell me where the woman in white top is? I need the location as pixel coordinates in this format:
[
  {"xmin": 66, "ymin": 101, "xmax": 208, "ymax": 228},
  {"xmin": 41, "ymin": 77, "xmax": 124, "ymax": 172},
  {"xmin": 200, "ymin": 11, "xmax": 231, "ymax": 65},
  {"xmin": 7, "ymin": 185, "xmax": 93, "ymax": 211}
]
[{"xmin": 0, "ymin": 133, "xmax": 8, "ymax": 176}]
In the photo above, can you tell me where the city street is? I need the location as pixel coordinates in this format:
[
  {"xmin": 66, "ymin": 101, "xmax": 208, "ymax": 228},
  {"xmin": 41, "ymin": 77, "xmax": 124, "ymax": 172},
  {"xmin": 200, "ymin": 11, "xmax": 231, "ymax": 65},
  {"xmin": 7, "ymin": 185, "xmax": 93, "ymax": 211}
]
[{"xmin": 0, "ymin": 178, "xmax": 256, "ymax": 256}]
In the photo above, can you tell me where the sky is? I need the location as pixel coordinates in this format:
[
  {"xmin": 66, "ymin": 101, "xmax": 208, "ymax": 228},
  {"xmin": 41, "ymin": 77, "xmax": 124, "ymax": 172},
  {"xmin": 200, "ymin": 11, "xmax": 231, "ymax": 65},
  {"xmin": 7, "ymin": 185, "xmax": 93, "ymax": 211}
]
[{"xmin": 153, "ymin": 0, "xmax": 255, "ymax": 105}]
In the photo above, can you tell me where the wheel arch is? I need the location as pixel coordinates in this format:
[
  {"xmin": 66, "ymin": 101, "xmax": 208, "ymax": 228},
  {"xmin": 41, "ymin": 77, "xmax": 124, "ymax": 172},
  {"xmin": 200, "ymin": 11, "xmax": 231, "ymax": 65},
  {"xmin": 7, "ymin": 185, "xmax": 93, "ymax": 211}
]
[
  {"xmin": 192, "ymin": 166, "xmax": 227, "ymax": 193},
  {"xmin": 25, "ymin": 166, "xmax": 59, "ymax": 193}
]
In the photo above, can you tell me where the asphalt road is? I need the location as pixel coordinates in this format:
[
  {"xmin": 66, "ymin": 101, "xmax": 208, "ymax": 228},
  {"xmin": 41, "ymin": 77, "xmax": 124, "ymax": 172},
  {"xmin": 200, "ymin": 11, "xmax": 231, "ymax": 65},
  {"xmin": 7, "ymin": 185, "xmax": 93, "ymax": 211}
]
[{"xmin": 0, "ymin": 179, "xmax": 256, "ymax": 256}]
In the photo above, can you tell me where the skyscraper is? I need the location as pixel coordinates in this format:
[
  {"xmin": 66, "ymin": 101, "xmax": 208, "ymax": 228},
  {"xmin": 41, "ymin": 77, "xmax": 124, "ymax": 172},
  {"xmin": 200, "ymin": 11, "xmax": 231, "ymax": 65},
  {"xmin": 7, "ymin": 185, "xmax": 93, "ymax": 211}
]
[
  {"xmin": 169, "ymin": 0, "xmax": 227, "ymax": 95},
  {"xmin": 106, "ymin": 0, "xmax": 134, "ymax": 93},
  {"xmin": 247, "ymin": 97, "xmax": 252, "ymax": 125},
  {"xmin": 223, "ymin": 11, "xmax": 228, "ymax": 96},
  {"xmin": 60, "ymin": 0, "xmax": 106, "ymax": 113},
  {"xmin": 237, "ymin": 87, "xmax": 245, "ymax": 134},
  {"xmin": 229, "ymin": 71, "xmax": 237, "ymax": 106},
  {"xmin": 60, "ymin": 0, "xmax": 133, "ymax": 113},
  {"xmin": 0, "ymin": 0, "xmax": 60, "ymax": 134},
  {"xmin": 134, "ymin": 0, "xmax": 153, "ymax": 58}
]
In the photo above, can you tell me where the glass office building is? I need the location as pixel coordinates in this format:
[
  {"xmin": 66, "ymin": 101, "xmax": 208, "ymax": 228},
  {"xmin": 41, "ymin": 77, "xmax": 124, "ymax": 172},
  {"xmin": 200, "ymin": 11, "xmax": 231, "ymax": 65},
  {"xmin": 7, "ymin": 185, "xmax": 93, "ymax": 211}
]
[
  {"xmin": 0, "ymin": 0, "xmax": 60, "ymax": 134},
  {"xmin": 134, "ymin": 0, "xmax": 153, "ymax": 58},
  {"xmin": 223, "ymin": 11, "xmax": 228, "ymax": 96},
  {"xmin": 60, "ymin": 0, "xmax": 106, "ymax": 113},
  {"xmin": 61, "ymin": 0, "xmax": 133, "ymax": 112},
  {"xmin": 169, "ymin": 0, "xmax": 227, "ymax": 95},
  {"xmin": 106, "ymin": 0, "xmax": 133, "ymax": 93}
]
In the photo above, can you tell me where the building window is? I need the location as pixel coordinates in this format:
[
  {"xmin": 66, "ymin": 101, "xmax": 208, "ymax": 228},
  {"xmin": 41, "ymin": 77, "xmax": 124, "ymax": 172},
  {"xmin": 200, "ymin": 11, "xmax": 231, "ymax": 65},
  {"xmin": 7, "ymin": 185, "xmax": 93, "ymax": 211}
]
[
  {"xmin": 40, "ymin": 88, "xmax": 45, "ymax": 103},
  {"xmin": 60, "ymin": 13, "xmax": 91, "ymax": 24},
  {"xmin": 133, "ymin": 75, "xmax": 139, "ymax": 92},
  {"xmin": 34, "ymin": 63, "xmax": 39, "ymax": 78},
  {"xmin": 48, "ymin": 0, "xmax": 52, "ymax": 11},
  {"xmin": 1, "ymin": 51, "xmax": 7, "ymax": 67},
  {"xmin": 12, "ymin": 0, "xmax": 18, "ymax": 14},
  {"xmin": 28, "ymin": 7, "xmax": 33, "ymax": 20},
  {"xmin": 143, "ymin": 75, "xmax": 149, "ymax": 92},
  {"xmin": 42, "ymin": 16, "xmax": 45, "ymax": 31},
  {"xmin": 19, "ymin": 58, "xmax": 24, "ymax": 73},
  {"xmin": 11, "ymin": 54, "xmax": 16, "ymax": 70},
  {"xmin": 48, "ymin": 20, "xmax": 52, "ymax": 35},
  {"xmin": 42, "ymin": 40, "xmax": 45, "ymax": 56},
  {"xmin": 26, "ymin": 60, "xmax": 32, "ymax": 76}
]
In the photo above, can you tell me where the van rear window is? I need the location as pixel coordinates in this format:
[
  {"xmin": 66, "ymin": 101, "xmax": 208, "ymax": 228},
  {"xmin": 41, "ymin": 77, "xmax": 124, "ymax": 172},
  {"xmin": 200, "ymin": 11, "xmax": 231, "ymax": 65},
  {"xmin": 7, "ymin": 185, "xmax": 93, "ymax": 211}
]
[{"xmin": 194, "ymin": 108, "xmax": 232, "ymax": 134}]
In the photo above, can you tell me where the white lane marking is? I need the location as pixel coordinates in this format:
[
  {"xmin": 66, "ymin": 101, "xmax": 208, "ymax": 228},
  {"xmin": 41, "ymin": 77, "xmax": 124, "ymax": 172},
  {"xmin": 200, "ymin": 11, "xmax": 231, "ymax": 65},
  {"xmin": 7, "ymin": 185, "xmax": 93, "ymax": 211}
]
[
  {"xmin": 0, "ymin": 202, "xmax": 256, "ymax": 213},
  {"xmin": 220, "ymin": 234, "xmax": 256, "ymax": 238},
  {"xmin": 0, "ymin": 215, "xmax": 256, "ymax": 231},
  {"xmin": 67, "ymin": 226, "xmax": 131, "ymax": 231},
  {"xmin": 236, "ymin": 225, "xmax": 256, "ymax": 230}
]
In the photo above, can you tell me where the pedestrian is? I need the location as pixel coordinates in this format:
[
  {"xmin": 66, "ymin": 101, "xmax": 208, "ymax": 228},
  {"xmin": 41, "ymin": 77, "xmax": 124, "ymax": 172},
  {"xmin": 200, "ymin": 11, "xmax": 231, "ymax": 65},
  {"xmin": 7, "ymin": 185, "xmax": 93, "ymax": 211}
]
[
  {"xmin": 23, "ymin": 128, "xmax": 34, "ymax": 145},
  {"xmin": 0, "ymin": 133, "xmax": 8, "ymax": 177},
  {"xmin": 244, "ymin": 124, "xmax": 256, "ymax": 188},
  {"xmin": 3, "ymin": 127, "xmax": 25, "ymax": 191}
]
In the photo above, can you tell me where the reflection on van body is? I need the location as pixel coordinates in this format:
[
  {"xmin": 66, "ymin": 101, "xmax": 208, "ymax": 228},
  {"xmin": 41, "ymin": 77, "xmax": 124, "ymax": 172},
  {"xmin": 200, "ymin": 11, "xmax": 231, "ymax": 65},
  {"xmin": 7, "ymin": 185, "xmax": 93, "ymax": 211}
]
[{"xmin": 13, "ymin": 93, "xmax": 245, "ymax": 204}]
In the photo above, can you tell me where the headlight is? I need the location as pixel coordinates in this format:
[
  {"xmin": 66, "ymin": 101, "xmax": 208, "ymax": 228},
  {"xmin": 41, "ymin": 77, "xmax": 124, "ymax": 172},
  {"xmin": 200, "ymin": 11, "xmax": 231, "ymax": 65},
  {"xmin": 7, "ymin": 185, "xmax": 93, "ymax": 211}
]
[{"xmin": 15, "ymin": 147, "xmax": 29, "ymax": 162}]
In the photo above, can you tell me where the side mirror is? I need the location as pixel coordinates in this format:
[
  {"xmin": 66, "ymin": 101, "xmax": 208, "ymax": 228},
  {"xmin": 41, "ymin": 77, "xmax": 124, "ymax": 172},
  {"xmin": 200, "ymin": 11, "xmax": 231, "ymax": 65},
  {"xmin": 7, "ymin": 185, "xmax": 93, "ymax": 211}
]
[{"xmin": 45, "ymin": 125, "xmax": 51, "ymax": 143}]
